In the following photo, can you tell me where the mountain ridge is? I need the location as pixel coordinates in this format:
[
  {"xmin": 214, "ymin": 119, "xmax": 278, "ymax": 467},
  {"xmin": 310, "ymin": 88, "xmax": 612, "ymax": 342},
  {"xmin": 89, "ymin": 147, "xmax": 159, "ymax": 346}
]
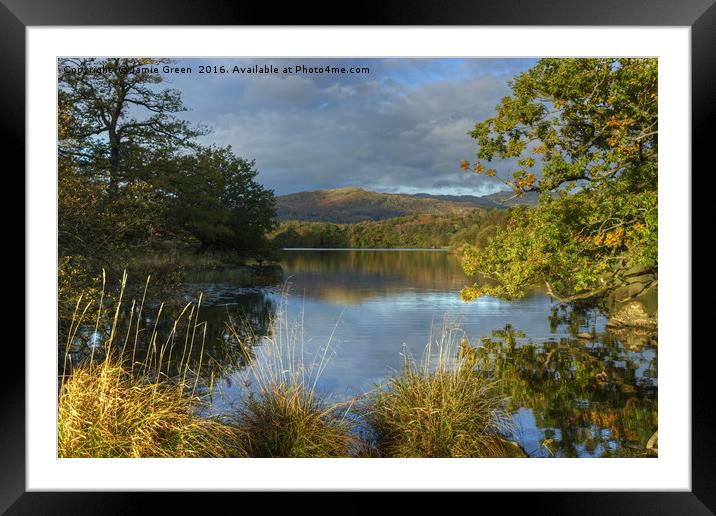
[{"xmin": 276, "ymin": 187, "xmax": 537, "ymax": 223}]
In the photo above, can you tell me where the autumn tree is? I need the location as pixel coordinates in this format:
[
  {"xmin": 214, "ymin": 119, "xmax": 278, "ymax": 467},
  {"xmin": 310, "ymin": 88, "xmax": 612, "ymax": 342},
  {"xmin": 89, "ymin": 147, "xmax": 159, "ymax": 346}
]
[
  {"xmin": 58, "ymin": 67, "xmax": 184, "ymax": 316},
  {"xmin": 460, "ymin": 58, "xmax": 657, "ymax": 303}
]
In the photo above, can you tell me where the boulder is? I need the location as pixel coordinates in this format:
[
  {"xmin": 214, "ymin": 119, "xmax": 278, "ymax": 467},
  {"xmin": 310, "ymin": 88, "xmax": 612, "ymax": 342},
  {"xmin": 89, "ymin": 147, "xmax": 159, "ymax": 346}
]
[{"xmin": 607, "ymin": 301, "xmax": 657, "ymax": 333}]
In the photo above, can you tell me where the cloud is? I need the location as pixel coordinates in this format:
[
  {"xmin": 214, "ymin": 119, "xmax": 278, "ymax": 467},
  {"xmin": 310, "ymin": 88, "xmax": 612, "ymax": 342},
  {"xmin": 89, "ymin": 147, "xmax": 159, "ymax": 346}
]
[{"xmin": 167, "ymin": 58, "xmax": 536, "ymax": 195}]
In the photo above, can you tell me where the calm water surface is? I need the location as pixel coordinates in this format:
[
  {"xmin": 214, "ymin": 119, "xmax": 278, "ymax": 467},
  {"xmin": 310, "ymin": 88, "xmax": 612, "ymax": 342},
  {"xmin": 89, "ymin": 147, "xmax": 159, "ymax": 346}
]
[{"xmin": 184, "ymin": 249, "xmax": 657, "ymax": 458}]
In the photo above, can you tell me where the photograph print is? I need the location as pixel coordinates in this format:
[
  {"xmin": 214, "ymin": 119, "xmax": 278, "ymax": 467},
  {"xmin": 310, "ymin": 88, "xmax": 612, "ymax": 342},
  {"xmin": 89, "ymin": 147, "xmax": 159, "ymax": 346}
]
[{"xmin": 57, "ymin": 57, "xmax": 658, "ymax": 459}]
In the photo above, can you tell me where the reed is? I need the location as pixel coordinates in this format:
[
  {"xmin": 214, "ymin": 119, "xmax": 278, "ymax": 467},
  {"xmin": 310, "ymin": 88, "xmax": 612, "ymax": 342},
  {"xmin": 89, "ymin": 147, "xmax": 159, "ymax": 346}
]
[
  {"xmin": 58, "ymin": 272, "xmax": 242, "ymax": 458},
  {"xmin": 360, "ymin": 323, "xmax": 519, "ymax": 458},
  {"xmin": 230, "ymin": 296, "xmax": 358, "ymax": 457},
  {"xmin": 58, "ymin": 275, "xmax": 522, "ymax": 458}
]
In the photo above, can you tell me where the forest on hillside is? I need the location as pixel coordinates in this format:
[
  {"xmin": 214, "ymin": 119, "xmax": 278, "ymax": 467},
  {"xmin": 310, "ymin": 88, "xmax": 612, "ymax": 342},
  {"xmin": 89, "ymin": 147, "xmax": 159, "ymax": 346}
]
[{"xmin": 270, "ymin": 209, "xmax": 510, "ymax": 250}]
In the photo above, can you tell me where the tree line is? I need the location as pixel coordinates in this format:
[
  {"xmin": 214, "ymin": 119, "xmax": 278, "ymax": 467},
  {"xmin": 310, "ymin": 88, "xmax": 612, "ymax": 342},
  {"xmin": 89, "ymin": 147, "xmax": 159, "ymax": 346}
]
[{"xmin": 270, "ymin": 210, "xmax": 509, "ymax": 250}]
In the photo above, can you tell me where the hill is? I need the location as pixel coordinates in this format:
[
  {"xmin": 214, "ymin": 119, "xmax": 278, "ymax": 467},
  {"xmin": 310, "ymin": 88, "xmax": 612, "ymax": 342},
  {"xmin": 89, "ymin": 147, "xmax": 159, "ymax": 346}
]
[
  {"xmin": 276, "ymin": 187, "xmax": 483, "ymax": 223},
  {"xmin": 276, "ymin": 187, "xmax": 539, "ymax": 223},
  {"xmin": 410, "ymin": 192, "xmax": 501, "ymax": 209},
  {"xmin": 411, "ymin": 191, "xmax": 538, "ymax": 208}
]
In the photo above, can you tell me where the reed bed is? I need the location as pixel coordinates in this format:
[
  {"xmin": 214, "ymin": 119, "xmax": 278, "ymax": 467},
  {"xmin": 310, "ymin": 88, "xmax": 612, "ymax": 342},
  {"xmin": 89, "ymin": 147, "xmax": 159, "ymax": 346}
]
[{"xmin": 58, "ymin": 275, "xmax": 522, "ymax": 458}]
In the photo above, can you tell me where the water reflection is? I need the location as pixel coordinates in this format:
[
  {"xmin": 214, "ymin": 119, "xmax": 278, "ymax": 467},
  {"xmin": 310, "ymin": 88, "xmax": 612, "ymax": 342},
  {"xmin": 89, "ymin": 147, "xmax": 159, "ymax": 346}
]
[
  {"xmin": 280, "ymin": 249, "xmax": 470, "ymax": 304},
  {"xmin": 62, "ymin": 288, "xmax": 277, "ymax": 386},
  {"xmin": 208, "ymin": 251, "xmax": 657, "ymax": 457},
  {"xmin": 471, "ymin": 322, "xmax": 657, "ymax": 457}
]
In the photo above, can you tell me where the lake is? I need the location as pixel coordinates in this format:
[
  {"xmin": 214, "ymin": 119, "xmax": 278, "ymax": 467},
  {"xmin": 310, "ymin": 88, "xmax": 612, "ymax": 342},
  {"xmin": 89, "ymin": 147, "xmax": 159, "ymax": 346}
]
[{"xmin": 183, "ymin": 249, "xmax": 658, "ymax": 458}]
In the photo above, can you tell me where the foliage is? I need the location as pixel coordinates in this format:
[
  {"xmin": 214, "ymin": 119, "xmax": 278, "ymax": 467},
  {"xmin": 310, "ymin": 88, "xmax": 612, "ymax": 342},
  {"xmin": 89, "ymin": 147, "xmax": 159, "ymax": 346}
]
[
  {"xmin": 460, "ymin": 58, "xmax": 657, "ymax": 302},
  {"xmin": 58, "ymin": 164, "xmax": 166, "ymax": 262}
]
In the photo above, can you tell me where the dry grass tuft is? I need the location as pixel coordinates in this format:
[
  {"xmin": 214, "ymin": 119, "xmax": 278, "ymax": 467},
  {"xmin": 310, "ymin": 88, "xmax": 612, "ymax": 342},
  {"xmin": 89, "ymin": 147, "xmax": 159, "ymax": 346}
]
[
  {"xmin": 230, "ymin": 296, "xmax": 358, "ymax": 457},
  {"xmin": 235, "ymin": 383, "xmax": 356, "ymax": 458},
  {"xmin": 360, "ymin": 324, "xmax": 518, "ymax": 458},
  {"xmin": 58, "ymin": 271, "xmax": 243, "ymax": 458},
  {"xmin": 58, "ymin": 357, "xmax": 243, "ymax": 458}
]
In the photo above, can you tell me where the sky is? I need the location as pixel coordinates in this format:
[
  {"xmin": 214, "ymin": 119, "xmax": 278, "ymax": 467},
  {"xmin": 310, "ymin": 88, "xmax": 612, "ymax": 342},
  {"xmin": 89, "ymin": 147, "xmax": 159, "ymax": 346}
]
[{"xmin": 164, "ymin": 58, "xmax": 537, "ymax": 196}]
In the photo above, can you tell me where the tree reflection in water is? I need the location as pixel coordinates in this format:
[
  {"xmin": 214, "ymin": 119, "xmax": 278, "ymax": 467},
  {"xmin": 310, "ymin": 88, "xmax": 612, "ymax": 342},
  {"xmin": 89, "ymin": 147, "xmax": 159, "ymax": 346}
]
[
  {"xmin": 467, "ymin": 305, "xmax": 657, "ymax": 457},
  {"xmin": 178, "ymin": 290, "xmax": 277, "ymax": 385},
  {"xmin": 63, "ymin": 289, "xmax": 277, "ymax": 393}
]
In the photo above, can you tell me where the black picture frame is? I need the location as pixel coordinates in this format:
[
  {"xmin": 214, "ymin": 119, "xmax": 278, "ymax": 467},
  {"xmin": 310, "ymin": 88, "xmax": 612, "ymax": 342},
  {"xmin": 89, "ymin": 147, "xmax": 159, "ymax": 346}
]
[{"xmin": 5, "ymin": 0, "xmax": 711, "ymax": 512}]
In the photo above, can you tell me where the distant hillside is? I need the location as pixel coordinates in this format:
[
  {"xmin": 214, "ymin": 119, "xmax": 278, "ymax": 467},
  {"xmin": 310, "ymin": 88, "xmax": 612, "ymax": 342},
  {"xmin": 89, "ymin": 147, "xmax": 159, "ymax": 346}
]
[
  {"xmin": 277, "ymin": 187, "xmax": 538, "ymax": 223},
  {"xmin": 277, "ymin": 187, "xmax": 482, "ymax": 223},
  {"xmin": 411, "ymin": 191, "xmax": 538, "ymax": 208}
]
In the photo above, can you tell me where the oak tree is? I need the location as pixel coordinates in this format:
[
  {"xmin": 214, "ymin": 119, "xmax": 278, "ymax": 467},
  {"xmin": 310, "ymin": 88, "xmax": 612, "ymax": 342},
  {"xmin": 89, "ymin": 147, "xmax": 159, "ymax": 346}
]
[{"xmin": 460, "ymin": 58, "xmax": 657, "ymax": 303}]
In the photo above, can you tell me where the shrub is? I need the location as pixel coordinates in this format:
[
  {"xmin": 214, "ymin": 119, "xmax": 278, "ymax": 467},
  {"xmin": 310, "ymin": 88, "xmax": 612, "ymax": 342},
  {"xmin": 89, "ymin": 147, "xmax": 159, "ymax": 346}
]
[{"xmin": 58, "ymin": 272, "xmax": 242, "ymax": 458}]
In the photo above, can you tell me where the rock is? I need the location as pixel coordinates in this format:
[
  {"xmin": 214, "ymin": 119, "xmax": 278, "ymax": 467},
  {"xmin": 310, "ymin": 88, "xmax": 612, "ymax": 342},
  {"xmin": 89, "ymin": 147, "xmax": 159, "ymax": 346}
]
[
  {"xmin": 576, "ymin": 332, "xmax": 593, "ymax": 340},
  {"xmin": 607, "ymin": 301, "xmax": 658, "ymax": 333}
]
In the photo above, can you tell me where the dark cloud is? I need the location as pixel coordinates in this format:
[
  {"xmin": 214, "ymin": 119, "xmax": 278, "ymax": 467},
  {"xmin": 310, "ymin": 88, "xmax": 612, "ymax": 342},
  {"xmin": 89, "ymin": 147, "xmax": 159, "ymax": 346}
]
[{"xmin": 167, "ymin": 58, "xmax": 536, "ymax": 195}]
